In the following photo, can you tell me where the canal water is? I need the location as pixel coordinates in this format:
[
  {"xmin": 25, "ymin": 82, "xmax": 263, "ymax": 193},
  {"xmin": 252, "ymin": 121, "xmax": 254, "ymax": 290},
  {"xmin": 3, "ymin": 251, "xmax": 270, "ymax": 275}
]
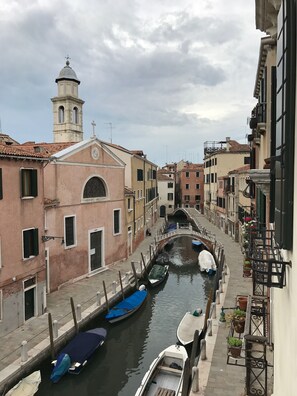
[{"xmin": 36, "ymin": 236, "xmax": 215, "ymax": 396}]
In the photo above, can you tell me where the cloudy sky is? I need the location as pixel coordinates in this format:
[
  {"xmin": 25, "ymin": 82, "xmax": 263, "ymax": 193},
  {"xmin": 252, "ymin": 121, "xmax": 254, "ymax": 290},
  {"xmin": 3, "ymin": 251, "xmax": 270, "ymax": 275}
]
[{"xmin": 0, "ymin": 0, "xmax": 264, "ymax": 166}]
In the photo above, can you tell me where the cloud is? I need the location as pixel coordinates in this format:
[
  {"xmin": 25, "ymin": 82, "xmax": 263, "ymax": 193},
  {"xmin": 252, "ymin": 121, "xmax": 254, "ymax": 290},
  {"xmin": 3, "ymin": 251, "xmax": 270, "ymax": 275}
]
[{"xmin": 0, "ymin": 0, "xmax": 263, "ymax": 166}]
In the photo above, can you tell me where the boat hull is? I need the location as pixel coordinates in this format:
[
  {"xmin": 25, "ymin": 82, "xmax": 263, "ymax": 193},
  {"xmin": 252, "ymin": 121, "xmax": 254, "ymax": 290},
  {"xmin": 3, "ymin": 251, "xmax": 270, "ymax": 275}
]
[
  {"xmin": 105, "ymin": 288, "xmax": 147, "ymax": 323},
  {"xmin": 148, "ymin": 265, "xmax": 169, "ymax": 288},
  {"xmin": 135, "ymin": 344, "xmax": 188, "ymax": 396},
  {"xmin": 177, "ymin": 312, "xmax": 205, "ymax": 346}
]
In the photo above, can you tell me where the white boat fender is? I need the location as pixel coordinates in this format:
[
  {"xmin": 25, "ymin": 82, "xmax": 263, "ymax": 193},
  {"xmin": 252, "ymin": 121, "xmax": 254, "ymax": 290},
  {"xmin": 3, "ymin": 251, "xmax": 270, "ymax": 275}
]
[{"xmin": 139, "ymin": 284, "xmax": 146, "ymax": 291}]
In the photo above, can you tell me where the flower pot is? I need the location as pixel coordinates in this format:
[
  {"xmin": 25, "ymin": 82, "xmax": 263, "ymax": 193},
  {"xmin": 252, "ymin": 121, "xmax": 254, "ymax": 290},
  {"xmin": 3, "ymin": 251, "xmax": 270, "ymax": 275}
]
[
  {"xmin": 238, "ymin": 296, "xmax": 248, "ymax": 311},
  {"xmin": 228, "ymin": 345, "xmax": 242, "ymax": 358},
  {"xmin": 243, "ymin": 268, "xmax": 251, "ymax": 277}
]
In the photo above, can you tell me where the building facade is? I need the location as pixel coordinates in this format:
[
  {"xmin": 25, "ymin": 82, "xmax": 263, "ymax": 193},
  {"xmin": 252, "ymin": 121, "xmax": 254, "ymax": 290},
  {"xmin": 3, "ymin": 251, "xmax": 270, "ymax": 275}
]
[
  {"xmin": 157, "ymin": 169, "xmax": 175, "ymax": 217},
  {"xmin": 203, "ymin": 138, "xmax": 250, "ymax": 224},
  {"xmin": 0, "ymin": 142, "xmax": 48, "ymax": 336},
  {"xmin": 176, "ymin": 162, "xmax": 204, "ymax": 211}
]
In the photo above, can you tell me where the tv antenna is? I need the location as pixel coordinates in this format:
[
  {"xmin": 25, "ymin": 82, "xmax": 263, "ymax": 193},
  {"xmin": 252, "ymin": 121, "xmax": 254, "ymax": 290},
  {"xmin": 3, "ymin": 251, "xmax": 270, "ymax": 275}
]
[
  {"xmin": 105, "ymin": 122, "xmax": 114, "ymax": 143},
  {"xmin": 91, "ymin": 120, "xmax": 97, "ymax": 138}
]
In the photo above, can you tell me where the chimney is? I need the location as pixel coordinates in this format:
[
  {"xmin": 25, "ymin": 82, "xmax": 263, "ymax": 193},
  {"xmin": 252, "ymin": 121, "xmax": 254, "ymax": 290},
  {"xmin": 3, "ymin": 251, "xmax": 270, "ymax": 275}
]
[{"xmin": 226, "ymin": 137, "xmax": 231, "ymax": 152}]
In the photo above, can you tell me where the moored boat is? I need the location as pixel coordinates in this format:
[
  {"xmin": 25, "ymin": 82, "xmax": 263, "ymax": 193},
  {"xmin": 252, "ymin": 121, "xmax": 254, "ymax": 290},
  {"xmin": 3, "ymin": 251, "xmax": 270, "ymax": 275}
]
[
  {"xmin": 148, "ymin": 264, "xmax": 169, "ymax": 287},
  {"xmin": 50, "ymin": 327, "xmax": 107, "ymax": 383},
  {"xmin": 5, "ymin": 371, "xmax": 41, "ymax": 396},
  {"xmin": 177, "ymin": 310, "xmax": 205, "ymax": 346},
  {"xmin": 105, "ymin": 285, "xmax": 147, "ymax": 323},
  {"xmin": 135, "ymin": 344, "xmax": 188, "ymax": 396},
  {"xmin": 198, "ymin": 249, "xmax": 217, "ymax": 274}
]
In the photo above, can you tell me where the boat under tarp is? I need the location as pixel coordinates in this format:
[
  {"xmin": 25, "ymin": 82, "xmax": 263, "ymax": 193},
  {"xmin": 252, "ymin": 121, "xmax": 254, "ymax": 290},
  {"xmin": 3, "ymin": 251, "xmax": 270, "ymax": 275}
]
[
  {"xmin": 198, "ymin": 249, "xmax": 217, "ymax": 274},
  {"xmin": 5, "ymin": 371, "xmax": 41, "ymax": 396},
  {"xmin": 105, "ymin": 285, "xmax": 147, "ymax": 323},
  {"xmin": 50, "ymin": 328, "xmax": 107, "ymax": 383},
  {"xmin": 148, "ymin": 264, "xmax": 169, "ymax": 287}
]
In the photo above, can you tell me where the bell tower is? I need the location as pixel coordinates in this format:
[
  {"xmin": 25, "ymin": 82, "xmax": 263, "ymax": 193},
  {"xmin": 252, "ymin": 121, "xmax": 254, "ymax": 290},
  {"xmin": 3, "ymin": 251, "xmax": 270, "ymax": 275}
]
[{"xmin": 51, "ymin": 59, "xmax": 84, "ymax": 142}]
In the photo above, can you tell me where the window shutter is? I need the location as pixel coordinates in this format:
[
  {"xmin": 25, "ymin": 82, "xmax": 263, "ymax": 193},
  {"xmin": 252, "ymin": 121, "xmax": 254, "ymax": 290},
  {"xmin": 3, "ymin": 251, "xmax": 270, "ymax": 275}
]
[
  {"xmin": 33, "ymin": 228, "xmax": 39, "ymax": 256},
  {"xmin": 20, "ymin": 169, "xmax": 25, "ymax": 197},
  {"xmin": 31, "ymin": 169, "xmax": 38, "ymax": 197},
  {"xmin": 23, "ymin": 231, "xmax": 30, "ymax": 258}
]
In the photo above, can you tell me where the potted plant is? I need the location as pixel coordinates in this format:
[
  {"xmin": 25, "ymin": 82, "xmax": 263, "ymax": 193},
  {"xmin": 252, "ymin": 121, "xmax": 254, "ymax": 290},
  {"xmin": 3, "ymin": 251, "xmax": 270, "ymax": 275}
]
[
  {"xmin": 227, "ymin": 336, "xmax": 243, "ymax": 358},
  {"xmin": 243, "ymin": 264, "xmax": 252, "ymax": 277},
  {"xmin": 232, "ymin": 308, "xmax": 246, "ymax": 333}
]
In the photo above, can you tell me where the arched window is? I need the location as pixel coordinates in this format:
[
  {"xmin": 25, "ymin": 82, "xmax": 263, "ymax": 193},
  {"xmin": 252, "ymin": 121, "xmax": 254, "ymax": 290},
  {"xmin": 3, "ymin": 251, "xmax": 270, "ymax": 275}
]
[
  {"xmin": 73, "ymin": 107, "xmax": 78, "ymax": 124},
  {"xmin": 83, "ymin": 177, "xmax": 106, "ymax": 198},
  {"xmin": 58, "ymin": 106, "xmax": 64, "ymax": 123}
]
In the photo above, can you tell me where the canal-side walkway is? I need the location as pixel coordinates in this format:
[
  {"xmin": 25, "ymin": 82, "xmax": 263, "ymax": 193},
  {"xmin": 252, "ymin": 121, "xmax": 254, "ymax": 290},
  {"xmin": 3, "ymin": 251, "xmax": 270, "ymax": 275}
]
[{"xmin": 187, "ymin": 209, "xmax": 252, "ymax": 396}]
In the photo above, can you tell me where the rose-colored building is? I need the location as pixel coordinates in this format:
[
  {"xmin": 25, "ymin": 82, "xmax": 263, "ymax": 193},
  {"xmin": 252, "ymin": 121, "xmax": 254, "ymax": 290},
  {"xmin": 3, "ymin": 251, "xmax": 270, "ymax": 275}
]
[
  {"xmin": 19, "ymin": 138, "xmax": 127, "ymax": 292},
  {"xmin": 176, "ymin": 162, "xmax": 204, "ymax": 212},
  {"xmin": 0, "ymin": 139, "xmax": 48, "ymax": 336}
]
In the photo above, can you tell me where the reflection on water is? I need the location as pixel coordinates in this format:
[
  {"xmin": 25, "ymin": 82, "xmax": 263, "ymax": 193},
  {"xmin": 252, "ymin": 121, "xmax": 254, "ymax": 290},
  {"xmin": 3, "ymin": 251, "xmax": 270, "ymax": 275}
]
[{"xmin": 36, "ymin": 236, "xmax": 215, "ymax": 396}]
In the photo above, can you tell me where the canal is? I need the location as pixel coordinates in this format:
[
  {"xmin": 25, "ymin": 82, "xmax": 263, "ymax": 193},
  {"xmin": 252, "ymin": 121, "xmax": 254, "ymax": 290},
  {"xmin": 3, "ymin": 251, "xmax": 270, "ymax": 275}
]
[{"xmin": 36, "ymin": 236, "xmax": 215, "ymax": 396}]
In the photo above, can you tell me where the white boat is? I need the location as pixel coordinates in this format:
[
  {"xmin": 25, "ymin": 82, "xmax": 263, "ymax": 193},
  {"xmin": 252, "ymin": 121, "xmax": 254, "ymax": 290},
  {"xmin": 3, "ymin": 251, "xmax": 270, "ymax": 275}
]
[
  {"xmin": 5, "ymin": 371, "xmax": 41, "ymax": 396},
  {"xmin": 135, "ymin": 344, "xmax": 188, "ymax": 396},
  {"xmin": 198, "ymin": 249, "xmax": 217, "ymax": 274},
  {"xmin": 177, "ymin": 311, "xmax": 205, "ymax": 346}
]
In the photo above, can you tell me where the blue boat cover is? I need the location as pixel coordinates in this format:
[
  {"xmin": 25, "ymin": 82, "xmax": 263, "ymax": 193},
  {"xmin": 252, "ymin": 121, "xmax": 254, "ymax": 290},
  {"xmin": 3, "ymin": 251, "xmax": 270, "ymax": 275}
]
[
  {"xmin": 51, "ymin": 328, "xmax": 107, "ymax": 382},
  {"xmin": 105, "ymin": 289, "xmax": 147, "ymax": 321},
  {"xmin": 192, "ymin": 240, "xmax": 203, "ymax": 247}
]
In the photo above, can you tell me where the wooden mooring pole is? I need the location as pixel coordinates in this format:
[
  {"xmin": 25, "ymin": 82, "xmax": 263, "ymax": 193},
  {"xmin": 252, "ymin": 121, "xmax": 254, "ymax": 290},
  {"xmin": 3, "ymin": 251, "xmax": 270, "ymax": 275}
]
[
  {"xmin": 103, "ymin": 280, "xmax": 109, "ymax": 312},
  {"xmin": 70, "ymin": 297, "xmax": 79, "ymax": 334},
  {"xmin": 119, "ymin": 271, "xmax": 125, "ymax": 300},
  {"xmin": 48, "ymin": 312, "xmax": 55, "ymax": 360}
]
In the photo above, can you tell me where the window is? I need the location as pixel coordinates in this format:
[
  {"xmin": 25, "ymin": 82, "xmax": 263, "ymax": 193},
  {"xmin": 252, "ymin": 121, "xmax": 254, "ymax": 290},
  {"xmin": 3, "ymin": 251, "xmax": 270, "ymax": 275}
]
[
  {"xmin": 196, "ymin": 184, "xmax": 200, "ymax": 189},
  {"xmin": 65, "ymin": 216, "xmax": 76, "ymax": 247},
  {"xmin": 196, "ymin": 171, "xmax": 200, "ymax": 177},
  {"xmin": 137, "ymin": 169, "xmax": 143, "ymax": 181},
  {"xmin": 113, "ymin": 209, "xmax": 121, "ymax": 235},
  {"xmin": 23, "ymin": 228, "xmax": 39, "ymax": 259},
  {"xmin": 152, "ymin": 170, "xmax": 156, "ymax": 179},
  {"xmin": 244, "ymin": 156, "xmax": 250, "ymax": 164},
  {"xmin": 195, "ymin": 195, "xmax": 201, "ymax": 201},
  {"xmin": 128, "ymin": 198, "xmax": 132, "ymax": 210},
  {"xmin": 73, "ymin": 107, "xmax": 78, "ymax": 124},
  {"xmin": 83, "ymin": 177, "xmax": 106, "ymax": 198},
  {"xmin": 21, "ymin": 169, "xmax": 38, "ymax": 198},
  {"xmin": 58, "ymin": 106, "xmax": 65, "ymax": 123},
  {"xmin": 274, "ymin": 0, "xmax": 296, "ymax": 248},
  {"xmin": 186, "ymin": 171, "xmax": 189, "ymax": 178},
  {"xmin": 167, "ymin": 193, "xmax": 173, "ymax": 200},
  {"xmin": 0, "ymin": 237, "xmax": 2, "ymax": 269},
  {"xmin": 184, "ymin": 195, "xmax": 190, "ymax": 201},
  {"xmin": 0, "ymin": 168, "xmax": 2, "ymax": 199},
  {"xmin": 168, "ymin": 182, "xmax": 173, "ymax": 188},
  {"xmin": 186, "ymin": 184, "xmax": 189, "ymax": 189}
]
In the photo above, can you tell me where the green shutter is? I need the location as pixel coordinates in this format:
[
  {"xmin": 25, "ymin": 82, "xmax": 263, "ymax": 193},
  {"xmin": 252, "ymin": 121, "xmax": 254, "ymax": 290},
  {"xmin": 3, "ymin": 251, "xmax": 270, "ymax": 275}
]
[
  {"xmin": 31, "ymin": 169, "xmax": 38, "ymax": 197},
  {"xmin": 20, "ymin": 169, "xmax": 25, "ymax": 197},
  {"xmin": 23, "ymin": 230, "xmax": 31, "ymax": 258},
  {"xmin": 33, "ymin": 228, "xmax": 39, "ymax": 256}
]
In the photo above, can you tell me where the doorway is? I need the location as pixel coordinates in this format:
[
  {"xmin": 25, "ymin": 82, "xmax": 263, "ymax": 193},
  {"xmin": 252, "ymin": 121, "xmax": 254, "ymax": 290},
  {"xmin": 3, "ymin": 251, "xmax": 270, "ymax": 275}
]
[
  {"xmin": 24, "ymin": 277, "xmax": 36, "ymax": 321},
  {"xmin": 89, "ymin": 229, "xmax": 104, "ymax": 272}
]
